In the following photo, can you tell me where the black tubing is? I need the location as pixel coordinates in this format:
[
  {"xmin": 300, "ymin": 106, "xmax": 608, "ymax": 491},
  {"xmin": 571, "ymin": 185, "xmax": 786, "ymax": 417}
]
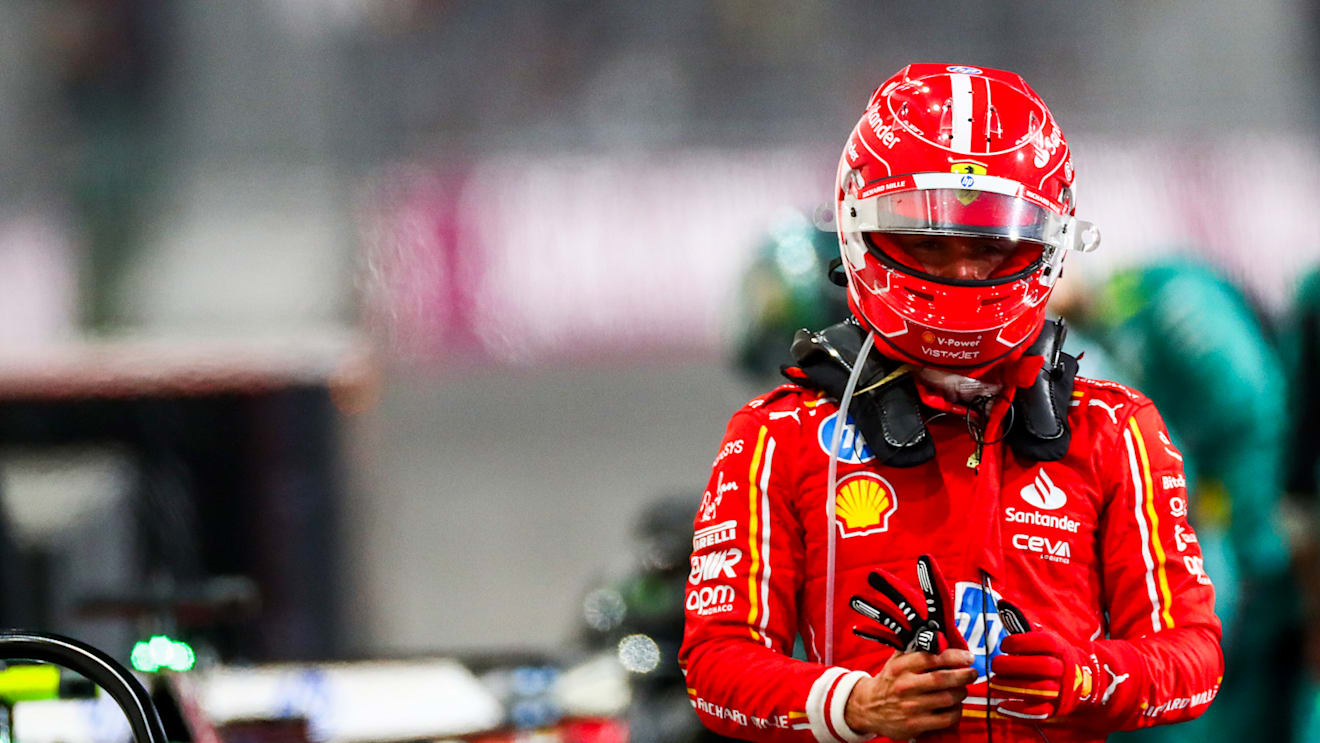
[{"xmin": 0, "ymin": 630, "xmax": 168, "ymax": 743}]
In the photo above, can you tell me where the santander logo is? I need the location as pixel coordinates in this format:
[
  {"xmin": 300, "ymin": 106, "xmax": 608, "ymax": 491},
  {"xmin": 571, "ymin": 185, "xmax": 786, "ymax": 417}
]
[{"xmin": 1020, "ymin": 469, "xmax": 1067, "ymax": 510}]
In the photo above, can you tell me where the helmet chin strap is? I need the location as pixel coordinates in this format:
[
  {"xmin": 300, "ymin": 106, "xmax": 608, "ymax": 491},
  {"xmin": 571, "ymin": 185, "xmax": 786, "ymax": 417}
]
[{"xmin": 823, "ymin": 330, "xmax": 875, "ymax": 665}]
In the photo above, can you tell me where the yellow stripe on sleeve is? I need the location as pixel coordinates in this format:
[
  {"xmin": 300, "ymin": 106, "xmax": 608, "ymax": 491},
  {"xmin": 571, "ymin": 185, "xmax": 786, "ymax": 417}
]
[
  {"xmin": 746, "ymin": 426, "xmax": 768, "ymax": 641},
  {"xmin": 987, "ymin": 683, "xmax": 1060, "ymax": 699},
  {"xmin": 1129, "ymin": 417, "xmax": 1175, "ymax": 629}
]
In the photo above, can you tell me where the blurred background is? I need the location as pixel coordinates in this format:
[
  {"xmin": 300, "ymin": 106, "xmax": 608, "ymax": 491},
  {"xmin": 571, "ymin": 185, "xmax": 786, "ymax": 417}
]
[{"xmin": 0, "ymin": 1, "xmax": 1318, "ymax": 742}]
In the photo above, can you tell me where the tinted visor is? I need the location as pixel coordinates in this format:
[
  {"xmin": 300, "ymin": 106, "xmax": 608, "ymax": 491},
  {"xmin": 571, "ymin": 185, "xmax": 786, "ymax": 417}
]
[
  {"xmin": 864, "ymin": 232, "xmax": 1045, "ymax": 285},
  {"xmin": 854, "ymin": 188, "xmax": 1058, "ymax": 244}
]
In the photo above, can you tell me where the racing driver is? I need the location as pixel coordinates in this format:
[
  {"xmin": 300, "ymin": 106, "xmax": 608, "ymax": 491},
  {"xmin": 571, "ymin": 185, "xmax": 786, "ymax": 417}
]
[{"xmin": 679, "ymin": 64, "xmax": 1223, "ymax": 743}]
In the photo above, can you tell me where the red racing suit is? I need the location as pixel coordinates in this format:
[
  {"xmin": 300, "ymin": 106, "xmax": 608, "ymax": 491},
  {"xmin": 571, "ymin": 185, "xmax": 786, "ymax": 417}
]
[{"xmin": 679, "ymin": 375, "xmax": 1222, "ymax": 743}]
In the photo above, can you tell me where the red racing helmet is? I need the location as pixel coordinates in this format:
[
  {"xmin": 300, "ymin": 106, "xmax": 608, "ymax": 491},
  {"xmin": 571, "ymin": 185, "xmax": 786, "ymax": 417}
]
[{"xmin": 835, "ymin": 63, "xmax": 1099, "ymax": 373}]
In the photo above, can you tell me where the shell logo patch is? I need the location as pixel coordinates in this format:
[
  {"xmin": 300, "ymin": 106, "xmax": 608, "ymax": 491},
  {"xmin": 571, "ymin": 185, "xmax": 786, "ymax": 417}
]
[{"xmin": 835, "ymin": 472, "xmax": 898, "ymax": 537}]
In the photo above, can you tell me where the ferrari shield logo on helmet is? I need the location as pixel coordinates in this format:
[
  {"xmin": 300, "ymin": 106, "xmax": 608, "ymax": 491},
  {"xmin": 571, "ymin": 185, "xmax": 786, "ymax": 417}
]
[{"xmin": 951, "ymin": 162, "xmax": 987, "ymax": 205}]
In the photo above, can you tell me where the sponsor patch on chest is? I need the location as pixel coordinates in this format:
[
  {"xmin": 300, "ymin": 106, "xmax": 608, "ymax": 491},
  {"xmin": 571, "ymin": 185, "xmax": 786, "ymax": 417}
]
[
  {"xmin": 1011, "ymin": 533, "xmax": 1072, "ymax": 563},
  {"xmin": 1004, "ymin": 507, "xmax": 1080, "ymax": 533},
  {"xmin": 833, "ymin": 472, "xmax": 898, "ymax": 537}
]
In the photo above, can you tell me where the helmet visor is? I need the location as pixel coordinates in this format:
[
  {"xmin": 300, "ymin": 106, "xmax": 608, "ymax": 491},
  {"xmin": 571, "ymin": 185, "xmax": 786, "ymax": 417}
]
[
  {"xmin": 852, "ymin": 188, "xmax": 1058, "ymax": 245},
  {"xmin": 863, "ymin": 231, "xmax": 1045, "ymax": 283}
]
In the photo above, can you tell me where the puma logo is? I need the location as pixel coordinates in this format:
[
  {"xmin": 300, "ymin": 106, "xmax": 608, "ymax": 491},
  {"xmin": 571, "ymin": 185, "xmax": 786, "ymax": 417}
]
[
  {"xmin": 1087, "ymin": 399, "xmax": 1120, "ymax": 424},
  {"xmin": 1157, "ymin": 431, "xmax": 1184, "ymax": 462},
  {"xmin": 1101, "ymin": 664, "xmax": 1130, "ymax": 705}
]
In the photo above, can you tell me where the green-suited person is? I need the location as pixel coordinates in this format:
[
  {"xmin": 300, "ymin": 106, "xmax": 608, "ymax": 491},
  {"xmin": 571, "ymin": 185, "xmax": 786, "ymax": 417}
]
[
  {"xmin": 1061, "ymin": 258, "xmax": 1299, "ymax": 743},
  {"xmin": 1279, "ymin": 267, "xmax": 1320, "ymax": 742},
  {"xmin": 728, "ymin": 209, "xmax": 850, "ymax": 381}
]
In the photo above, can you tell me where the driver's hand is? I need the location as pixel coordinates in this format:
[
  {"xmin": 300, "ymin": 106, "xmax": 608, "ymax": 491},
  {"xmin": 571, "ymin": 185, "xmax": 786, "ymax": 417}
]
[{"xmin": 843, "ymin": 648, "xmax": 975, "ymax": 739}]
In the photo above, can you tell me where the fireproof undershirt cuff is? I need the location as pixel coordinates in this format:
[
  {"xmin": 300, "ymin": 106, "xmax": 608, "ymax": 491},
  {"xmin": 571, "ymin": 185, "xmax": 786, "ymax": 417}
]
[{"xmin": 807, "ymin": 668, "xmax": 873, "ymax": 743}]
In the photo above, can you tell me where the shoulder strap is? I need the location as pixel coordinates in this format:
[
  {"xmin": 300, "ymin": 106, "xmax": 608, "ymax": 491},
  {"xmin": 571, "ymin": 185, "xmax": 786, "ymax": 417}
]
[
  {"xmin": 785, "ymin": 320, "xmax": 935, "ymax": 467},
  {"xmin": 785, "ymin": 318, "xmax": 1080, "ymax": 466},
  {"xmin": 1007, "ymin": 318, "xmax": 1079, "ymax": 462}
]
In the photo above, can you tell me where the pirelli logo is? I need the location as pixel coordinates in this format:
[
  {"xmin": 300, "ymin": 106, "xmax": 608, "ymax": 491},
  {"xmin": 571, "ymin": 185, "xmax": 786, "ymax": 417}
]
[{"xmin": 694, "ymin": 520, "xmax": 737, "ymax": 550}]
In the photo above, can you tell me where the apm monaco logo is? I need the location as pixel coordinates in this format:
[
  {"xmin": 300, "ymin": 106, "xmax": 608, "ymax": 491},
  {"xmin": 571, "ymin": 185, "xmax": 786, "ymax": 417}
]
[
  {"xmin": 1019, "ymin": 469, "xmax": 1067, "ymax": 510},
  {"xmin": 686, "ymin": 584, "xmax": 735, "ymax": 616},
  {"xmin": 817, "ymin": 411, "xmax": 874, "ymax": 463},
  {"xmin": 834, "ymin": 472, "xmax": 898, "ymax": 538}
]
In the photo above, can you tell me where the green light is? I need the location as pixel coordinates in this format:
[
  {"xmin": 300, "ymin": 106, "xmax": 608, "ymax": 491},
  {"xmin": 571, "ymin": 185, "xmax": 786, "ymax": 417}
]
[{"xmin": 130, "ymin": 635, "xmax": 195, "ymax": 673}]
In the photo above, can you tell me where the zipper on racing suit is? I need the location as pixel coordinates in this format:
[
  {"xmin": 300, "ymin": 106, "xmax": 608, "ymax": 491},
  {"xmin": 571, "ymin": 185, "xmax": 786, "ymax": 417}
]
[
  {"xmin": 983, "ymin": 569, "xmax": 1052, "ymax": 743},
  {"xmin": 981, "ymin": 570, "xmax": 995, "ymax": 743}
]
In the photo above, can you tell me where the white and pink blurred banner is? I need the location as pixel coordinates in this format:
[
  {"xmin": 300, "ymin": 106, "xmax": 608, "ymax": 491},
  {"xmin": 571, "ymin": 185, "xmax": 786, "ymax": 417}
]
[{"xmin": 363, "ymin": 137, "xmax": 1320, "ymax": 364}]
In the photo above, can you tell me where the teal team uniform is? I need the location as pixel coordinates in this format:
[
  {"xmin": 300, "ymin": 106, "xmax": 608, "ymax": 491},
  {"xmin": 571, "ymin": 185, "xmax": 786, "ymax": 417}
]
[
  {"xmin": 730, "ymin": 210, "xmax": 848, "ymax": 381},
  {"xmin": 1069, "ymin": 259, "xmax": 1296, "ymax": 743},
  {"xmin": 1280, "ymin": 268, "xmax": 1320, "ymax": 742}
]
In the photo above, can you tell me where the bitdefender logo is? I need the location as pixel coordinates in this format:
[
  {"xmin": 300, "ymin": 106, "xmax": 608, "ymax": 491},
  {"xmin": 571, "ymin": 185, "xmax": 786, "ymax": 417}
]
[{"xmin": 1020, "ymin": 469, "xmax": 1067, "ymax": 510}]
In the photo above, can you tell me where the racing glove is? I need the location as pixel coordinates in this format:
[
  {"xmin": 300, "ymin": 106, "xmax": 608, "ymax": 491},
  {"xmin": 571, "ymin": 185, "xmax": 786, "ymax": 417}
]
[
  {"xmin": 989, "ymin": 600, "xmax": 1139, "ymax": 722},
  {"xmin": 849, "ymin": 554, "xmax": 968, "ymax": 653}
]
